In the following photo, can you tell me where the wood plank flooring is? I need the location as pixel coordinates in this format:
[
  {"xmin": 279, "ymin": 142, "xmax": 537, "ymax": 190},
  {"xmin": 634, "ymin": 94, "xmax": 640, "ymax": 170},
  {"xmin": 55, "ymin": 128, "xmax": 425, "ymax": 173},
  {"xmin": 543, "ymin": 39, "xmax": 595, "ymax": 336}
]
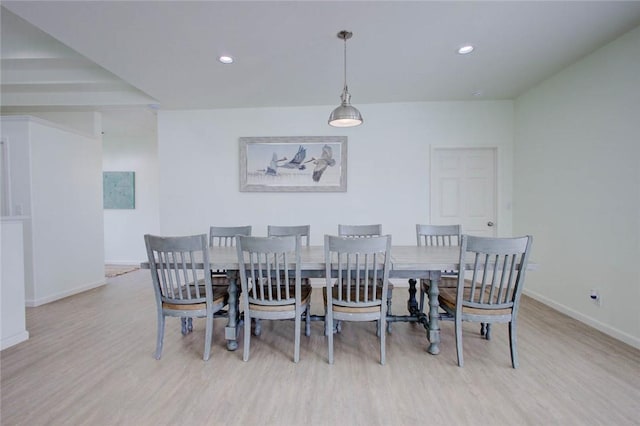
[{"xmin": 1, "ymin": 269, "xmax": 639, "ymax": 425}]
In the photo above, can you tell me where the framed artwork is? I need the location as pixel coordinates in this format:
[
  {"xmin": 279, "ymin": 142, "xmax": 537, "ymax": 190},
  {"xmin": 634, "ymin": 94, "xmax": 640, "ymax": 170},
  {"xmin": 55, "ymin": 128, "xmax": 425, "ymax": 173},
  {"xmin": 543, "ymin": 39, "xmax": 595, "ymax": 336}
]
[
  {"xmin": 103, "ymin": 171, "xmax": 135, "ymax": 209},
  {"xmin": 239, "ymin": 136, "xmax": 347, "ymax": 192}
]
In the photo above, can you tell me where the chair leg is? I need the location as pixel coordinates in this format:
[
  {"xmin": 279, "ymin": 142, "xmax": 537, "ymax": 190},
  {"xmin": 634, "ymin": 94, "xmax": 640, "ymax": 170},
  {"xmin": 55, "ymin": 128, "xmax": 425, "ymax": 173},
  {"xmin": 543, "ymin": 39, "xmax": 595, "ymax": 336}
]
[
  {"xmin": 480, "ymin": 323, "xmax": 493, "ymax": 339},
  {"xmin": 509, "ymin": 320, "xmax": 519, "ymax": 368},
  {"xmin": 181, "ymin": 317, "xmax": 188, "ymax": 335},
  {"xmin": 305, "ymin": 303, "xmax": 311, "ymax": 337},
  {"xmin": 327, "ymin": 311, "xmax": 334, "ymax": 364},
  {"xmin": 203, "ymin": 313, "xmax": 213, "ymax": 361},
  {"xmin": 419, "ymin": 284, "xmax": 426, "ymax": 313},
  {"xmin": 294, "ymin": 308, "xmax": 301, "ymax": 363},
  {"xmin": 386, "ymin": 287, "xmax": 392, "ymax": 334},
  {"xmin": 253, "ymin": 318, "xmax": 262, "ymax": 336},
  {"xmin": 455, "ymin": 316, "xmax": 464, "ymax": 367},
  {"xmin": 155, "ymin": 312, "xmax": 165, "ymax": 360},
  {"xmin": 243, "ymin": 312, "xmax": 252, "ymax": 362},
  {"xmin": 325, "ymin": 308, "xmax": 340, "ymax": 335},
  {"xmin": 380, "ymin": 316, "xmax": 386, "ymax": 365}
]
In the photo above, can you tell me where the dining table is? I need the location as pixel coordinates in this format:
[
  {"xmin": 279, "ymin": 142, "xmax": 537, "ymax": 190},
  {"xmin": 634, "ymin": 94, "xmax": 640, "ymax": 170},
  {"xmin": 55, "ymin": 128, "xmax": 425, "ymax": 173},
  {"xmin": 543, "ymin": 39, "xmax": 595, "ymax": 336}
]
[{"xmin": 142, "ymin": 244, "xmax": 531, "ymax": 356}]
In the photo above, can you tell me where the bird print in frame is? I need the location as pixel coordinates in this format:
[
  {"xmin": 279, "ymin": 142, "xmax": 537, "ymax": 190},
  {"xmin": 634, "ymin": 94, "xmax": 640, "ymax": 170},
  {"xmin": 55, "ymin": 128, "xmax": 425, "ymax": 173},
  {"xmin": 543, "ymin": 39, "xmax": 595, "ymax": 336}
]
[{"xmin": 240, "ymin": 136, "xmax": 347, "ymax": 192}]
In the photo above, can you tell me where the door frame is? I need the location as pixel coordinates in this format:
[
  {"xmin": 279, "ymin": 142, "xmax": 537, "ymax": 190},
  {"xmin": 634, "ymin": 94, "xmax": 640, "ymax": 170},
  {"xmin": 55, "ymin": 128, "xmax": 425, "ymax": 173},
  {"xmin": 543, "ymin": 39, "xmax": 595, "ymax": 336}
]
[
  {"xmin": 0, "ymin": 137, "xmax": 12, "ymax": 216},
  {"xmin": 429, "ymin": 145, "xmax": 500, "ymax": 236}
]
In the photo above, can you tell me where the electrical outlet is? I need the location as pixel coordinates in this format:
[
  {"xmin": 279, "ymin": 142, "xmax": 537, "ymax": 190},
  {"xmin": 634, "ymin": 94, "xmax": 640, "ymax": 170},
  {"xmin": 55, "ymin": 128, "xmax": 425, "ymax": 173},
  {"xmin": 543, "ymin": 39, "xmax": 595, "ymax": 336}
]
[{"xmin": 589, "ymin": 289, "xmax": 601, "ymax": 307}]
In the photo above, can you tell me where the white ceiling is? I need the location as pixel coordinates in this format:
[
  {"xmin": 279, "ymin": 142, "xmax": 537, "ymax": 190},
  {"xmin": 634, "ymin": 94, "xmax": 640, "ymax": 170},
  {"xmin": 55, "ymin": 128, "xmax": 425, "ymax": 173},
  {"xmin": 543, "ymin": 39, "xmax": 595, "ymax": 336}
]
[{"xmin": 2, "ymin": 1, "xmax": 640, "ymax": 113}]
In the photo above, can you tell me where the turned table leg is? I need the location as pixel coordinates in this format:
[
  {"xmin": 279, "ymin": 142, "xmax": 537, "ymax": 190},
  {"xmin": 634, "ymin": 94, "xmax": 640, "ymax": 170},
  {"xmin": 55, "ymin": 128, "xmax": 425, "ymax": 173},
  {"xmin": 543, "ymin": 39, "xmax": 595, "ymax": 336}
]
[
  {"xmin": 426, "ymin": 270, "xmax": 441, "ymax": 355},
  {"xmin": 225, "ymin": 271, "xmax": 239, "ymax": 351}
]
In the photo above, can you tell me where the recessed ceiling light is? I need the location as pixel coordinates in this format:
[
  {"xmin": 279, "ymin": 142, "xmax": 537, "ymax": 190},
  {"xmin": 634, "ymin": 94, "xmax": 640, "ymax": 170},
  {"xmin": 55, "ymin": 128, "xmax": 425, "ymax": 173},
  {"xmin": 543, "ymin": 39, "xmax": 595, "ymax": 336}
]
[
  {"xmin": 218, "ymin": 56, "xmax": 234, "ymax": 64},
  {"xmin": 457, "ymin": 45, "xmax": 474, "ymax": 55}
]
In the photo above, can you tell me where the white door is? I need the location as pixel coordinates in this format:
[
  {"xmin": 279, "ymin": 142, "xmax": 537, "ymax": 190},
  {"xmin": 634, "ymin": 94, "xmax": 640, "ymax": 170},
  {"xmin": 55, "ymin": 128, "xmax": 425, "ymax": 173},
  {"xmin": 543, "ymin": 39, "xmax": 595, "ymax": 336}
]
[{"xmin": 430, "ymin": 147, "xmax": 497, "ymax": 237}]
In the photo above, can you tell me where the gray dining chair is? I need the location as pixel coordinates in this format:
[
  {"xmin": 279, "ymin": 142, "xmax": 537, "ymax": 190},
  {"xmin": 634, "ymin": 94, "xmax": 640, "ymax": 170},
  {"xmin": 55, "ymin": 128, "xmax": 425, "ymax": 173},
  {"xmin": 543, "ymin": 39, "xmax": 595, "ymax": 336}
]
[
  {"xmin": 267, "ymin": 225, "xmax": 312, "ymax": 336},
  {"xmin": 338, "ymin": 224, "xmax": 382, "ymax": 238},
  {"xmin": 267, "ymin": 225, "xmax": 311, "ymax": 246},
  {"xmin": 416, "ymin": 224, "xmax": 462, "ymax": 313},
  {"xmin": 209, "ymin": 225, "xmax": 252, "ymax": 286},
  {"xmin": 438, "ymin": 234, "xmax": 533, "ymax": 368},
  {"xmin": 338, "ymin": 224, "xmax": 392, "ymax": 332},
  {"xmin": 144, "ymin": 233, "xmax": 228, "ymax": 361},
  {"xmin": 236, "ymin": 235, "xmax": 311, "ymax": 362},
  {"xmin": 417, "ymin": 224, "xmax": 491, "ymax": 338},
  {"xmin": 209, "ymin": 225, "xmax": 252, "ymax": 247},
  {"xmin": 324, "ymin": 234, "xmax": 392, "ymax": 364}
]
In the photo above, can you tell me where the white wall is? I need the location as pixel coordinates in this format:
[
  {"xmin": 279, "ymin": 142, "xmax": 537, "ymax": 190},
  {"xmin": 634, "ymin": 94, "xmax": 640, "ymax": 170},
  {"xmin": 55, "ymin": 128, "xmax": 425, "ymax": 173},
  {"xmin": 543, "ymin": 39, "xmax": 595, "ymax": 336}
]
[
  {"xmin": 1, "ymin": 118, "xmax": 36, "ymax": 293},
  {"xmin": 157, "ymin": 101, "xmax": 514, "ymax": 244},
  {"xmin": 103, "ymin": 134, "xmax": 160, "ymax": 263},
  {"xmin": 514, "ymin": 26, "xmax": 640, "ymax": 348},
  {"xmin": 23, "ymin": 111, "xmax": 102, "ymax": 137},
  {"xmin": 0, "ymin": 116, "xmax": 105, "ymax": 306}
]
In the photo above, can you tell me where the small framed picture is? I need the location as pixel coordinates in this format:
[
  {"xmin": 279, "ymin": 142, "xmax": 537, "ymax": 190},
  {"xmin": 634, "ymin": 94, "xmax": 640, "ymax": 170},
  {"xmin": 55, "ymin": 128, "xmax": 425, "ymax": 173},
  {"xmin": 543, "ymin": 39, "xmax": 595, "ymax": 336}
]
[{"xmin": 103, "ymin": 171, "xmax": 135, "ymax": 209}]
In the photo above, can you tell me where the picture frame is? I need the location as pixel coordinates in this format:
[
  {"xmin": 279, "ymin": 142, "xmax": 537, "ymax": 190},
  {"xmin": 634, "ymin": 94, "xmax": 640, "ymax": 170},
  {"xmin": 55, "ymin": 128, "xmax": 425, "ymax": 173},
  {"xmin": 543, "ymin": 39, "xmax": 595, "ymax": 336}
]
[
  {"xmin": 239, "ymin": 136, "xmax": 347, "ymax": 192},
  {"xmin": 103, "ymin": 171, "xmax": 135, "ymax": 209}
]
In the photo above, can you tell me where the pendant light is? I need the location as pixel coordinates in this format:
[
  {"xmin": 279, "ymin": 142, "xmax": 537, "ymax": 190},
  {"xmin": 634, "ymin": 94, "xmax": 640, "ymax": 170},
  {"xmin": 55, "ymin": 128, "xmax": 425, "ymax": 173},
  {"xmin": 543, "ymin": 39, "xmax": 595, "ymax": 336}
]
[{"xmin": 328, "ymin": 30, "xmax": 363, "ymax": 127}]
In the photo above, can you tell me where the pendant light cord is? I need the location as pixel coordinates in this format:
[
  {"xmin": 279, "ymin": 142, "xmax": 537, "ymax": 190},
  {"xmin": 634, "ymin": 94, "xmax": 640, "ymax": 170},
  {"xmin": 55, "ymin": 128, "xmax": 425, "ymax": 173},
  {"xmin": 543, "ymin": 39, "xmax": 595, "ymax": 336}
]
[{"xmin": 343, "ymin": 36, "xmax": 348, "ymax": 92}]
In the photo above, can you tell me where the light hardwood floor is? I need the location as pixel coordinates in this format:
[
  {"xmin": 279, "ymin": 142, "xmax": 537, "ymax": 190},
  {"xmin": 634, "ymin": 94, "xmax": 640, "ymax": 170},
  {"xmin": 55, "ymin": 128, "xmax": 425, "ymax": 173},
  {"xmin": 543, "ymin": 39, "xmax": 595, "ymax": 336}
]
[{"xmin": 1, "ymin": 269, "xmax": 639, "ymax": 425}]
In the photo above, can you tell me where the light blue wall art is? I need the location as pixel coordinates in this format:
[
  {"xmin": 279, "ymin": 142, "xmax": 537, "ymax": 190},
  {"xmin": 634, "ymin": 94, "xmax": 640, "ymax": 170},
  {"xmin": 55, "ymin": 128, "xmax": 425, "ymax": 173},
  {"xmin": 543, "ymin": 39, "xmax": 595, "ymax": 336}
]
[{"xmin": 103, "ymin": 171, "xmax": 135, "ymax": 209}]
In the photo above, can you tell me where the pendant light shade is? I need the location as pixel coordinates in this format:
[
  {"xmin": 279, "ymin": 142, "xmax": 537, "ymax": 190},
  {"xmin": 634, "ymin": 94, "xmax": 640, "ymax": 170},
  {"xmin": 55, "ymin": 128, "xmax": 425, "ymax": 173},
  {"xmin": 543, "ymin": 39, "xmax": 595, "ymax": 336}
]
[{"xmin": 328, "ymin": 31, "xmax": 363, "ymax": 128}]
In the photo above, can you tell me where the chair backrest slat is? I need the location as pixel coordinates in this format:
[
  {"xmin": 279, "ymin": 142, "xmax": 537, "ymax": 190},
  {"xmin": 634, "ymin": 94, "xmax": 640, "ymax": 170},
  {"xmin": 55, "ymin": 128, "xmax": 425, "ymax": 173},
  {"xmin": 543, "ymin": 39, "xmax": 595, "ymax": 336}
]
[
  {"xmin": 249, "ymin": 253, "xmax": 258, "ymax": 299},
  {"xmin": 282, "ymin": 253, "xmax": 288, "ymax": 297},
  {"xmin": 486, "ymin": 255, "xmax": 499, "ymax": 303},
  {"xmin": 502, "ymin": 254, "xmax": 517, "ymax": 303},
  {"xmin": 158, "ymin": 251, "xmax": 171, "ymax": 297}
]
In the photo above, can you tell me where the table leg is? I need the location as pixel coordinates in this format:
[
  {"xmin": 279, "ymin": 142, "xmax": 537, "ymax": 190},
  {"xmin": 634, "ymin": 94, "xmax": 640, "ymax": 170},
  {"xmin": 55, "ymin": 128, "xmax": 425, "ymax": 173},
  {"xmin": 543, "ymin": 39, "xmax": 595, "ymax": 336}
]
[
  {"xmin": 224, "ymin": 271, "xmax": 239, "ymax": 351},
  {"xmin": 407, "ymin": 278, "xmax": 419, "ymax": 315},
  {"xmin": 426, "ymin": 270, "xmax": 441, "ymax": 355}
]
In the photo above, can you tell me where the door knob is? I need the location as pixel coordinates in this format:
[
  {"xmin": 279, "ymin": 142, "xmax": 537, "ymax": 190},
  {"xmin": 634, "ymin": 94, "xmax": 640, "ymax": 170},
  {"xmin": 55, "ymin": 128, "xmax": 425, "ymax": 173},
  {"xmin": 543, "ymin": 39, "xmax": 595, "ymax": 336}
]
[{"xmin": 487, "ymin": 221, "xmax": 494, "ymax": 227}]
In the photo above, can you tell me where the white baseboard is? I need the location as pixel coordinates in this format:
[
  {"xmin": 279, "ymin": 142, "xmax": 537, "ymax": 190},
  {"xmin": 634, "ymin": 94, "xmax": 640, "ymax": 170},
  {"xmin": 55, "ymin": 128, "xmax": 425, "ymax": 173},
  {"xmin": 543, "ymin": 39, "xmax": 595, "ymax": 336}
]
[
  {"xmin": 25, "ymin": 279, "xmax": 106, "ymax": 307},
  {"xmin": 104, "ymin": 260, "xmax": 143, "ymax": 266},
  {"xmin": 524, "ymin": 289, "xmax": 640, "ymax": 350},
  {"xmin": 1, "ymin": 330, "xmax": 29, "ymax": 351}
]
